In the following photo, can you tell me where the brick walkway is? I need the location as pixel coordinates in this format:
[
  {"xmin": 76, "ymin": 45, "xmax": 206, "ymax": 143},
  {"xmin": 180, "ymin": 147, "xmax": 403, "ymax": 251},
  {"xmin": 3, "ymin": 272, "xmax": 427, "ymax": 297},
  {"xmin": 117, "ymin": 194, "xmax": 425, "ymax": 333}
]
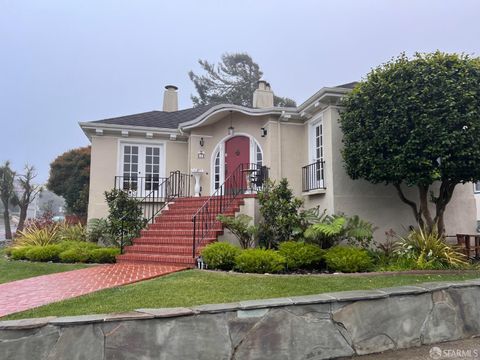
[{"xmin": 0, "ymin": 264, "xmax": 186, "ymax": 317}]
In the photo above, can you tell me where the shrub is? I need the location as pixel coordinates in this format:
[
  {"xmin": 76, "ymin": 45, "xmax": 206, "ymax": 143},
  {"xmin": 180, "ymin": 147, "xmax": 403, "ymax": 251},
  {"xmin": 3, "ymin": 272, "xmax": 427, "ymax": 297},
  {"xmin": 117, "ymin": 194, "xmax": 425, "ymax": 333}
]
[
  {"xmin": 234, "ymin": 249, "xmax": 285, "ymax": 273},
  {"xmin": 58, "ymin": 223, "xmax": 87, "ymax": 242},
  {"xmin": 14, "ymin": 223, "xmax": 61, "ymax": 247},
  {"xmin": 105, "ymin": 189, "xmax": 147, "ymax": 249},
  {"xmin": 22, "ymin": 210, "xmax": 55, "ymax": 231},
  {"xmin": 396, "ymin": 228, "xmax": 467, "ymax": 269},
  {"xmin": 88, "ymin": 248, "xmax": 120, "ymax": 263},
  {"xmin": 304, "ymin": 213, "xmax": 376, "ymax": 249},
  {"xmin": 324, "ymin": 246, "xmax": 373, "ymax": 273},
  {"xmin": 217, "ymin": 214, "xmax": 257, "ymax": 249},
  {"xmin": 87, "ymin": 218, "xmax": 114, "ymax": 245},
  {"xmin": 25, "ymin": 245, "xmax": 62, "ymax": 262},
  {"xmin": 201, "ymin": 242, "xmax": 241, "ymax": 270},
  {"xmin": 59, "ymin": 248, "xmax": 90, "ymax": 263},
  {"xmin": 10, "ymin": 246, "xmax": 33, "ymax": 260},
  {"xmin": 257, "ymin": 179, "xmax": 304, "ymax": 248},
  {"xmin": 278, "ymin": 241, "xmax": 325, "ymax": 271}
]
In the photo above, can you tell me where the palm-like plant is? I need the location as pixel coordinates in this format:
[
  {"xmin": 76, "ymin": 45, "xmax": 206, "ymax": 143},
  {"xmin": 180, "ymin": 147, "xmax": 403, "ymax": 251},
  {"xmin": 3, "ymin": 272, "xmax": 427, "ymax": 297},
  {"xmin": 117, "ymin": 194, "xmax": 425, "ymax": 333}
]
[
  {"xmin": 14, "ymin": 223, "xmax": 61, "ymax": 247},
  {"xmin": 304, "ymin": 213, "xmax": 375, "ymax": 249},
  {"xmin": 396, "ymin": 227, "xmax": 467, "ymax": 268}
]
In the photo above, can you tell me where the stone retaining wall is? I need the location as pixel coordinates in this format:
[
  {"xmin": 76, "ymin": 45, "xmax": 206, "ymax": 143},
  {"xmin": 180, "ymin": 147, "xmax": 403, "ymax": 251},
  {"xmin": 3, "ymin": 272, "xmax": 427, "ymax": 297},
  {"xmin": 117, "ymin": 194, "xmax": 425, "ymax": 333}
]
[{"xmin": 1, "ymin": 279, "xmax": 480, "ymax": 360}]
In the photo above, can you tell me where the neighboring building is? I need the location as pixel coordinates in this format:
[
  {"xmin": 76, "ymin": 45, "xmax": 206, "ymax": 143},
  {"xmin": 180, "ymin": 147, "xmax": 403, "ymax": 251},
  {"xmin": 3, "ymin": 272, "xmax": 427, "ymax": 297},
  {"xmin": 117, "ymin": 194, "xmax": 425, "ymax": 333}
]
[{"xmin": 79, "ymin": 81, "xmax": 477, "ymax": 247}]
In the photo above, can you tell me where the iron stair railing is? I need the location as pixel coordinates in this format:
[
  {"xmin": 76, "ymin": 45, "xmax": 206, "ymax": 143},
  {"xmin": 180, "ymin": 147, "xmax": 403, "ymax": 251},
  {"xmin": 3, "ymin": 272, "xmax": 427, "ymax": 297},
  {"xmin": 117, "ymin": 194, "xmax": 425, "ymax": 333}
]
[
  {"xmin": 191, "ymin": 163, "xmax": 268, "ymax": 258},
  {"xmin": 139, "ymin": 171, "xmax": 191, "ymax": 224}
]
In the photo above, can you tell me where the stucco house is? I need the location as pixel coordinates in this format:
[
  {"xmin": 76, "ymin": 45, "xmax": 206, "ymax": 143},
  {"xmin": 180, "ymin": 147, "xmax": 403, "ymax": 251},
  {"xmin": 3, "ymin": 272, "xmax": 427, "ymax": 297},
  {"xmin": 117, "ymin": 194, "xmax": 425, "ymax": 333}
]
[{"xmin": 79, "ymin": 81, "xmax": 477, "ymax": 266}]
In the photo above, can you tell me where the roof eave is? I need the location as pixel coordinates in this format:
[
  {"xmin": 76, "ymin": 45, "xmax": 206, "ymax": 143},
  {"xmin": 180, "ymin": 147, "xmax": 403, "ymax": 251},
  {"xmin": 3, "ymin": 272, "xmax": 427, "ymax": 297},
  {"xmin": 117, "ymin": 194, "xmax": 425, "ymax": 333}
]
[
  {"xmin": 178, "ymin": 104, "xmax": 297, "ymax": 131},
  {"xmin": 79, "ymin": 121, "xmax": 180, "ymax": 134},
  {"xmin": 297, "ymin": 87, "xmax": 351, "ymax": 113}
]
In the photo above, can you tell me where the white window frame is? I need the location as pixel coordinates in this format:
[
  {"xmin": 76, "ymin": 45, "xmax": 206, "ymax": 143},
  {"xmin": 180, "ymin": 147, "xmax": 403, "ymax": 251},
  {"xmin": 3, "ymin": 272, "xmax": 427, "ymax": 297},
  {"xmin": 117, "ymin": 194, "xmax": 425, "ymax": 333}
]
[
  {"xmin": 117, "ymin": 139, "xmax": 166, "ymax": 197},
  {"xmin": 307, "ymin": 114, "xmax": 325, "ymax": 189},
  {"xmin": 474, "ymin": 182, "xmax": 480, "ymax": 193}
]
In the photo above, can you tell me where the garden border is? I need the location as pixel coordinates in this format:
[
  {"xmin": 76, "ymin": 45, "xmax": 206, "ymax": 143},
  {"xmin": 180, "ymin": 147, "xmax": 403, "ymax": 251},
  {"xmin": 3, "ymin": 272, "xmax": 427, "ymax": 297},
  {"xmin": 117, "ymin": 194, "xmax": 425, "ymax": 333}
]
[{"xmin": 1, "ymin": 278, "xmax": 480, "ymax": 359}]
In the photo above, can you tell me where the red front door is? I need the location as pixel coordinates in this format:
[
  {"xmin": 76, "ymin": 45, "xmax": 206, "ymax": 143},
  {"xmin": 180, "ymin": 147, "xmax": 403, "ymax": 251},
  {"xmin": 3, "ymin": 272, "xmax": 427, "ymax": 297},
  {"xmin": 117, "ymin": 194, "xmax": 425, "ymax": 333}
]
[{"xmin": 225, "ymin": 136, "xmax": 250, "ymax": 192}]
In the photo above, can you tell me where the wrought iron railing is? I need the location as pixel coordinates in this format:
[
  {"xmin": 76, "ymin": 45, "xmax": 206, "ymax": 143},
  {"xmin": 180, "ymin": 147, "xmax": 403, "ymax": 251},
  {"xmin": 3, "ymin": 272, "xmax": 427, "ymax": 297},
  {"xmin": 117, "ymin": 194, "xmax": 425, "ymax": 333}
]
[
  {"xmin": 114, "ymin": 175, "xmax": 168, "ymax": 199},
  {"xmin": 139, "ymin": 171, "xmax": 191, "ymax": 224},
  {"xmin": 191, "ymin": 163, "xmax": 268, "ymax": 258},
  {"xmin": 302, "ymin": 160, "xmax": 326, "ymax": 192}
]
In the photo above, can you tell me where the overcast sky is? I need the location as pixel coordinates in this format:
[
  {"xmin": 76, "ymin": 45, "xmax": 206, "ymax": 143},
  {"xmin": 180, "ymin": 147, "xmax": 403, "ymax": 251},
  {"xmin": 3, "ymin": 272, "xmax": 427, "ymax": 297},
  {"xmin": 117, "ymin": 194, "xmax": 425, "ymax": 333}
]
[{"xmin": 1, "ymin": 0, "xmax": 479, "ymax": 182}]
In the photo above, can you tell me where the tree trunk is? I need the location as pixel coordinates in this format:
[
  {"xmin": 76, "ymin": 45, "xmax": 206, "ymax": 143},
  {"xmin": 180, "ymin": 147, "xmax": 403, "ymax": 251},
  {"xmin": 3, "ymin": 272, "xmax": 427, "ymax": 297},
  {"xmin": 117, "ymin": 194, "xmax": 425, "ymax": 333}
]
[
  {"xmin": 395, "ymin": 181, "xmax": 456, "ymax": 236},
  {"xmin": 16, "ymin": 204, "xmax": 28, "ymax": 233},
  {"xmin": 418, "ymin": 185, "xmax": 435, "ymax": 233},
  {"xmin": 2, "ymin": 207, "xmax": 11, "ymax": 240}
]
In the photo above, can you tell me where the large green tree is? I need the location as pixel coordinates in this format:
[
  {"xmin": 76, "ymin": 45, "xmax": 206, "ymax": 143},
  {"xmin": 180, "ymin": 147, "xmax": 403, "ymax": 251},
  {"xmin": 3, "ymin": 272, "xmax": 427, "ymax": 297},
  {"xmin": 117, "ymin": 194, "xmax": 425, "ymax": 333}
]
[
  {"xmin": 47, "ymin": 146, "xmax": 90, "ymax": 218},
  {"xmin": 189, "ymin": 52, "xmax": 296, "ymax": 107},
  {"xmin": 340, "ymin": 52, "xmax": 480, "ymax": 234}
]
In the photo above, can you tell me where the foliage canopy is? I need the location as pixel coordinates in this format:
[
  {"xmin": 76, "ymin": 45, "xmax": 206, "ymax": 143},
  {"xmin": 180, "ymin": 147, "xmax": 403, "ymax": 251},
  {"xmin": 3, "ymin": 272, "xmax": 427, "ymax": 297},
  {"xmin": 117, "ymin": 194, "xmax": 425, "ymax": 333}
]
[
  {"xmin": 189, "ymin": 52, "xmax": 296, "ymax": 107},
  {"xmin": 340, "ymin": 51, "xmax": 480, "ymax": 233},
  {"xmin": 47, "ymin": 146, "xmax": 91, "ymax": 217}
]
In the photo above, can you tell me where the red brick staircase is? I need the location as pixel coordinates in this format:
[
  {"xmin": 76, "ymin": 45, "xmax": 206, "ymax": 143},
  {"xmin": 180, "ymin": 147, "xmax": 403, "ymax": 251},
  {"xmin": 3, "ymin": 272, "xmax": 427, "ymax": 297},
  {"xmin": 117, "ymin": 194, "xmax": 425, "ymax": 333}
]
[{"xmin": 116, "ymin": 196, "xmax": 246, "ymax": 267}]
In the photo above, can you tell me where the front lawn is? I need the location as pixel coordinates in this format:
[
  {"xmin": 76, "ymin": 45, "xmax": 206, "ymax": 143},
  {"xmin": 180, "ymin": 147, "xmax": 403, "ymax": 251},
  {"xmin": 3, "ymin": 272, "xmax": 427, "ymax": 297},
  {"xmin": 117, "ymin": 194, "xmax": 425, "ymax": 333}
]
[
  {"xmin": 0, "ymin": 250, "xmax": 89, "ymax": 284},
  {"xmin": 3, "ymin": 269, "xmax": 479, "ymax": 320}
]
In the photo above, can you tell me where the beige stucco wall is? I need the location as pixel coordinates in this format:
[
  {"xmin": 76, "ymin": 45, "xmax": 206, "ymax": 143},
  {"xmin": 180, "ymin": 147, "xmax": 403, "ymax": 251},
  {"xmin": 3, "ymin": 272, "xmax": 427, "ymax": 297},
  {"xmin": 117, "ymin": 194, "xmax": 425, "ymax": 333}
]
[
  {"xmin": 87, "ymin": 134, "xmax": 188, "ymax": 221},
  {"xmin": 88, "ymin": 136, "xmax": 118, "ymax": 220}
]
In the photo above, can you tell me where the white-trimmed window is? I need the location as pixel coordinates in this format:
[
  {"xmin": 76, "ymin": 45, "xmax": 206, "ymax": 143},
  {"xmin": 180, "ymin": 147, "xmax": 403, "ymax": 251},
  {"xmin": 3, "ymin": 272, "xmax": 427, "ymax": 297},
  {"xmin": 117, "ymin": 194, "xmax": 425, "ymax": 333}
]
[
  {"xmin": 255, "ymin": 143, "xmax": 263, "ymax": 168},
  {"xmin": 307, "ymin": 116, "xmax": 325, "ymax": 189},
  {"xmin": 119, "ymin": 142, "xmax": 165, "ymax": 197},
  {"xmin": 475, "ymin": 182, "xmax": 480, "ymax": 193},
  {"xmin": 214, "ymin": 151, "xmax": 221, "ymax": 190}
]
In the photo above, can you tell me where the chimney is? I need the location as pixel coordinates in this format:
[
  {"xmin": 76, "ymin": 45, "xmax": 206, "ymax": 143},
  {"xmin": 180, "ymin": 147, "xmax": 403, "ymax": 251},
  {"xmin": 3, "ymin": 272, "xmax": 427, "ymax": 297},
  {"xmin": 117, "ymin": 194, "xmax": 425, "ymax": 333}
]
[
  {"xmin": 163, "ymin": 85, "xmax": 178, "ymax": 112},
  {"xmin": 253, "ymin": 80, "xmax": 274, "ymax": 108}
]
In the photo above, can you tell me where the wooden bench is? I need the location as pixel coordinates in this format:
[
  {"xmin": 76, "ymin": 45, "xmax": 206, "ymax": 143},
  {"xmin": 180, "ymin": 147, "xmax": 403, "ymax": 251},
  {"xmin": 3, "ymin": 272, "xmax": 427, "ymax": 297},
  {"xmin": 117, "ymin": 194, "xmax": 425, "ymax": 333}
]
[{"xmin": 456, "ymin": 234, "xmax": 480, "ymax": 259}]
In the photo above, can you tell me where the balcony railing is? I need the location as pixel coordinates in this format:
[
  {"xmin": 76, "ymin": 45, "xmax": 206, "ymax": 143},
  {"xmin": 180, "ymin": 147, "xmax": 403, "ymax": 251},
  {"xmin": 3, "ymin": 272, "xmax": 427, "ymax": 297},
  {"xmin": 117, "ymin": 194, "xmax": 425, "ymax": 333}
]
[
  {"xmin": 302, "ymin": 161, "xmax": 326, "ymax": 192},
  {"xmin": 114, "ymin": 175, "xmax": 168, "ymax": 200}
]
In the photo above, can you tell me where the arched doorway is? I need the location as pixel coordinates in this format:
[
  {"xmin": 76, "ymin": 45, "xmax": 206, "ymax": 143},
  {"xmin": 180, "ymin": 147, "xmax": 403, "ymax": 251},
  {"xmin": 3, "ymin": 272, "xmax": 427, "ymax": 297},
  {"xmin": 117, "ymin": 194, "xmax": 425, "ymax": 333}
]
[{"xmin": 211, "ymin": 134, "xmax": 263, "ymax": 194}]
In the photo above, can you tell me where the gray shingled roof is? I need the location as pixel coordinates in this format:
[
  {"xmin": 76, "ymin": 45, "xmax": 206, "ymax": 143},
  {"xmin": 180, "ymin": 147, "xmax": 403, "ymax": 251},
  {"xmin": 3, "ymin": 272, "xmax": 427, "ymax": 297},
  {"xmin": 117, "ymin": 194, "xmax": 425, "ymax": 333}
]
[
  {"xmin": 91, "ymin": 104, "xmax": 215, "ymax": 129},
  {"xmin": 334, "ymin": 82, "xmax": 358, "ymax": 89}
]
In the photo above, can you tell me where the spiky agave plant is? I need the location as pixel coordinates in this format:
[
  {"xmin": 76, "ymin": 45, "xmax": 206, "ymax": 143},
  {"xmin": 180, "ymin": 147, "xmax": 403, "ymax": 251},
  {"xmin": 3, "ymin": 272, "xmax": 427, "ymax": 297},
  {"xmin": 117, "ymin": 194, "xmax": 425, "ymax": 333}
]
[
  {"xmin": 14, "ymin": 223, "xmax": 61, "ymax": 247},
  {"xmin": 396, "ymin": 227, "xmax": 467, "ymax": 268}
]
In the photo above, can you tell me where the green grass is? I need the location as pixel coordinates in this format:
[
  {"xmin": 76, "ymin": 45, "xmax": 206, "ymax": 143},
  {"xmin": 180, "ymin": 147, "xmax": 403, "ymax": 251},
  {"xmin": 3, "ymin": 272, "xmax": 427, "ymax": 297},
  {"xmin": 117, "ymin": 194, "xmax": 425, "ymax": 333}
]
[
  {"xmin": 0, "ymin": 250, "xmax": 88, "ymax": 284},
  {"xmin": 3, "ymin": 269, "xmax": 480, "ymax": 320}
]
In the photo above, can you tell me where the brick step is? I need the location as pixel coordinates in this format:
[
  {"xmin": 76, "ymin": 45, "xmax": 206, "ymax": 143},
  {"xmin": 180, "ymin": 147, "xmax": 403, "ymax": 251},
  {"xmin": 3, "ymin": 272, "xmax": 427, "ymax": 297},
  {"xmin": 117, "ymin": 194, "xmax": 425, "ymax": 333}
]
[
  {"xmin": 156, "ymin": 211, "xmax": 236, "ymax": 222},
  {"xmin": 148, "ymin": 221, "xmax": 195, "ymax": 229},
  {"xmin": 117, "ymin": 253, "xmax": 197, "ymax": 267},
  {"xmin": 164, "ymin": 206, "xmax": 240, "ymax": 216},
  {"xmin": 141, "ymin": 228, "xmax": 224, "ymax": 237},
  {"xmin": 125, "ymin": 244, "xmax": 195, "ymax": 256},
  {"xmin": 133, "ymin": 237, "xmax": 216, "ymax": 245},
  {"xmin": 148, "ymin": 222, "xmax": 223, "ymax": 230},
  {"xmin": 168, "ymin": 200, "xmax": 244, "ymax": 209}
]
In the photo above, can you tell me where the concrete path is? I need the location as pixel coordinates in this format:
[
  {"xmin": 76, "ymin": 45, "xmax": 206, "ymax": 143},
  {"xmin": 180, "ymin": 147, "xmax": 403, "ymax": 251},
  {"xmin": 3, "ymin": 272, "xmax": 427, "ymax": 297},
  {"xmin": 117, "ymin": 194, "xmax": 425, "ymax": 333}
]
[
  {"xmin": 339, "ymin": 338, "xmax": 480, "ymax": 359},
  {"xmin": 0, "ymin": 264, "xmax": 186, "ymax": 317}
]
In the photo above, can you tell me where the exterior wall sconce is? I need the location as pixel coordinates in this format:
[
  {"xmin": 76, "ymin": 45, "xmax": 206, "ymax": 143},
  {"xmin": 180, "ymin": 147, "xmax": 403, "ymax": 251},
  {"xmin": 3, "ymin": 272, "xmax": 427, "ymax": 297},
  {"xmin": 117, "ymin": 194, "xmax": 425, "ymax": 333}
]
[
  {"xmin": 199, "ymin": 137, "xmax": 205, "ymax": 147},
  {"xmin": 261, "ymin": 127, "xmax": 267, "ymax": 137}
]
